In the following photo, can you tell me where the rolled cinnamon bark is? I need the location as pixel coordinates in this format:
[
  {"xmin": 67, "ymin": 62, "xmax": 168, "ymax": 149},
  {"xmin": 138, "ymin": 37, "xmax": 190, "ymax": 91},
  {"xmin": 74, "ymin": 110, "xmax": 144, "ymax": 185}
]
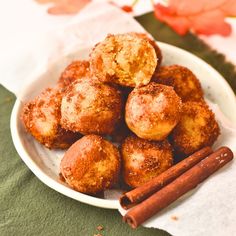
[
  {"xmin": 120, "ymin": 146, "xmax": 213, "ymax": 209},
  {"xmin": 123, "ymin": 146, "xmax": 234, "ymax": 228}
]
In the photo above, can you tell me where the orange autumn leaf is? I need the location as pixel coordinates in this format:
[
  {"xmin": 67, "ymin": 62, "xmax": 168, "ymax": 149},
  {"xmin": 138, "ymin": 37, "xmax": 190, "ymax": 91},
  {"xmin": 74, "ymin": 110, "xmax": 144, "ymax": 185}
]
[
  {"xmin": 121, "ymin": 5, "xmax": 133, "ymax": 13},
  {"xmin": 36, "ymin": 0, "xmax": 91, "ymax": 15},
  {"xmin": 154, "ymin": 0, "xmax": 236, "ymax": 36}
]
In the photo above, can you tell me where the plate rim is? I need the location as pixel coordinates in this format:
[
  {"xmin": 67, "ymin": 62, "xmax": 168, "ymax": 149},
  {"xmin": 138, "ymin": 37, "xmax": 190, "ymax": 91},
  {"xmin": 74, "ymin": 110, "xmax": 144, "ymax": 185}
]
[{"xmin": 10, "ymin": 41, "xmax": 236, "ymax": 210}]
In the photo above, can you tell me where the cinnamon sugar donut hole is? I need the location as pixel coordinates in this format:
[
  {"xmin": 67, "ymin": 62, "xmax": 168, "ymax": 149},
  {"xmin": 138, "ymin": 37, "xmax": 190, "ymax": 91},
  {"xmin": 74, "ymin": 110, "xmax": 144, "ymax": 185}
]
[
  {"xmin": 152, "ymin": 65, "xmax": 204, "ymax": 102},
  {"xmin": 60, "ymin": 79, "xmax": 122, "ymax": 135},
  {"xmin": 121, "ymin": 136, "xmax": 173, "ymax": 188},
  {"xmin": 60, "ymin": 135, "xmax": 121, "ymax": 194},
  {"xmin": 171, "ymin": 101, "xmax": 220, "ymax": 157},
  {"xmin": 125, "ymin": 83, "xmax": 182, "ymax": 141},
  {"xmin": 90, "ymin": 33, "xmax": 157, "ymax": 87},
  {"xmin": 21, "ymin": 88, "xmax": 80, "ymax": 149},
  {"xmin": 58, "ymin": 60, "xmax": 90, "ymax": 89}
]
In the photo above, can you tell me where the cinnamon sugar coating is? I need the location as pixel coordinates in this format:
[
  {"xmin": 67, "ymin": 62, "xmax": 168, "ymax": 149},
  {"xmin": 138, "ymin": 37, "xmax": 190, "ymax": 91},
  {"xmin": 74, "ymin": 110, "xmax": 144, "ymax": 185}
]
[
  {"xmin": 121, "ymin": 136, "xmax": 173, "ymax": 188},
  {"xmin": 90, "ymin": 33, "xmax": 157, "ymax": 87},
  {"xmin": 58, "ymin": 60, "xmax": 90, "ymax": 89},
  {"xmin": 60, "ymin": 135, "xmax": 121, "ymax": 194},
  {"xmin": 171, "ymin": 101, "xmax": 220, "ymax": 157},
  {"xmin": 60, "ymin": 79, "xmax": 122, "ymax": 135},
  {"xmin": 125, "ymin": 83, "xmax": 182, "ymax": 141},
  {"xmin": 152, "ymin": 65, "xmax": 204, "ymax": 102},
  {"xmin": 21, "ymin": 88, "xmax": 80, "ymax": 149}
]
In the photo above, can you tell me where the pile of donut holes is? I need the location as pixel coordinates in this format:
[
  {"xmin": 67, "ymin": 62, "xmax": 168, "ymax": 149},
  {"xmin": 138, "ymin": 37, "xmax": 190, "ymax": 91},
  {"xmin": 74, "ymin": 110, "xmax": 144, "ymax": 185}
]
[{"xmin": 21, "ymin": 33, "xmax": 220, "ymax": 194}]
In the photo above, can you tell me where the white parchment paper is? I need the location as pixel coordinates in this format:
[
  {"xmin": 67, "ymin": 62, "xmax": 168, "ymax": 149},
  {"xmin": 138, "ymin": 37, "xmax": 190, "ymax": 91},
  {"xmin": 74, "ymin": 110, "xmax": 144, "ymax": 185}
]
[{"xmin": 1, "ymin": 2, "xmax": 236, "ymax": 236}]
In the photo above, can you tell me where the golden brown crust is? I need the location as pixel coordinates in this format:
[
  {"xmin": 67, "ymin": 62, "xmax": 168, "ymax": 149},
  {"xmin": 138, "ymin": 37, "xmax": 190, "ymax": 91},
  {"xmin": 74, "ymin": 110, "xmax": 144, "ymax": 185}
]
[
  {"xmin": 58, "ymin": 60, "xmax": 90, "ymax": 89},
  {"xmin": 121, "ymin": 136, "xmax": 173, "ymax": 188},
  {"xmin": 171, "ymin": 101, "xmax": 220, "ymax": 157},
  {"xmin": 125, "ymin": 83, "xmax": 182, "ymax": 141},
  {"xmin": 60, "ymin": 135, "xmax": 121, "ymax": 194},
  {"xmin": 21, "ymin": 88, "xmax": 80, "ymax": 149},
  {"xmin": 90, "ymin": 33, "xmax": 157, "ymax": 87},
  {"xmin": 152, "ymin": 65, "xmax": 204, "ymax": 102},
  {"xmin": 60, "ymin": 79, "xmax": 122, "ymax": 135}
]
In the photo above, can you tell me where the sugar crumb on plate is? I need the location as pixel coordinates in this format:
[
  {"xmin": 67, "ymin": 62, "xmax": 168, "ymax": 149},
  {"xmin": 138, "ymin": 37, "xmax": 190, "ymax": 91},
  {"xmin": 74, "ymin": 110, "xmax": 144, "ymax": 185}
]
[{"xmin": 171, "ymin": 215, "xmax": 179, "ymax": 221}]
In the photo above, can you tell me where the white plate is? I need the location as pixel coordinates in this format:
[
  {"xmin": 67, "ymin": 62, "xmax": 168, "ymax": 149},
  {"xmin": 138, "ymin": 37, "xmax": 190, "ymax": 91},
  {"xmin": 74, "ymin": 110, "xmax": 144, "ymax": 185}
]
[{"xmin": 10, "ymin": 42, "xmax": 236, "ymax": 209}]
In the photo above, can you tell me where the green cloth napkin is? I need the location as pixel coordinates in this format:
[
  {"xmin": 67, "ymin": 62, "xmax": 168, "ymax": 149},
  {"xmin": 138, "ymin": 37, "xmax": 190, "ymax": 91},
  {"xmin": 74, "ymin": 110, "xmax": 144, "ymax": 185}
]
[{"xmin": 0, "ymin": 12, "xmax": 235, "ymax": 236}]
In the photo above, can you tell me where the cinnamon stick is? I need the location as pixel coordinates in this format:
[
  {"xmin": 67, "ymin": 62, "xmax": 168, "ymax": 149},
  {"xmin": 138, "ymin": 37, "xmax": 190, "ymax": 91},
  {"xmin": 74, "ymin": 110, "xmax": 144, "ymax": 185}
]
[
  {"xmin": 120, "ymin": 146, "xmax": 213, "ymax": 209},
  {"xmin": 123, "ymin": 146, "xmax": 234, "ymax": 228}
]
